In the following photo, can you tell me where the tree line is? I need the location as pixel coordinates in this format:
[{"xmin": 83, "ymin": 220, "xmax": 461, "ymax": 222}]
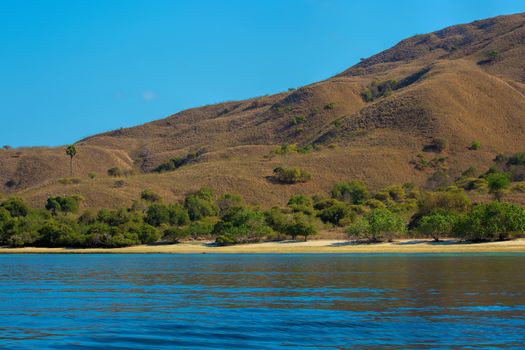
[{"xmin": 1, "ymin": 181, "xmax": 525, "ymax": 248}]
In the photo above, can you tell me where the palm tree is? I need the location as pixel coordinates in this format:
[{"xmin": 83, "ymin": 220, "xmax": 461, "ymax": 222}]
[{"xmin": 65, "ymin": 145, "xmax": 77, "ymax": 177}]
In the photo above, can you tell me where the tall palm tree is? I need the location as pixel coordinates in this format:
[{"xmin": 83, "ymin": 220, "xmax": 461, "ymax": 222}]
[{"xmin": 65, "ymin": 145, "xmax": 77, "ymax": 177}]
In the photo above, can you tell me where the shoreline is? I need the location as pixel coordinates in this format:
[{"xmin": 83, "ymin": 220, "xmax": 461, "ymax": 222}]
[{"xmin": 1, "ymin": 239, "xmax": 525, "ymax": 254}]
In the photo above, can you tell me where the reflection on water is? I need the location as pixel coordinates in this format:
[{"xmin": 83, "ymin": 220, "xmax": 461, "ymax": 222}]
[{"xmin": 0, "ymin": 254, "xmax": 524, "ymax": 349}]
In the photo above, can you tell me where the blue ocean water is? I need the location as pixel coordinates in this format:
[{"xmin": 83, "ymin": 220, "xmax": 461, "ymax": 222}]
[{"xmin": 0, "ymin": 253, "xmax": 524, "ymax": 349}]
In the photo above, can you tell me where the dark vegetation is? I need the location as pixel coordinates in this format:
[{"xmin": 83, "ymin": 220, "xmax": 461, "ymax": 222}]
[
  {"xmin": 153, "ymin": 150, "xmax": 204, "ymax": 173},
  {"xmin": 272, "ymin": 167, "xmax": 312, "ymax": 184},
  {"xmin": 456, "ymin": 152, "xmax": 525, "ymax": 199},
  {"xmin": 2, "ymin": 158, "xmax": 525, "ymax": 248},
  {"xmin": 107, "ymin": 167, "xmax": 134, "ymax": 177},
  {"xmin": 361, "ymin": 80, "xmax": 398, "ymax": 102}
]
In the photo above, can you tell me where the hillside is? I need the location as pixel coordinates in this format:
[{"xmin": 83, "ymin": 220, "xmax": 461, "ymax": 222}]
[{"xmin": 1, "ymin": 12, "xmax": 525, "ymax": 209}]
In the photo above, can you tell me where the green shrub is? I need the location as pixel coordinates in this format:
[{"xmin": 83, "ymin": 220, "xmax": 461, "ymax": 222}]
[
  {"xmin": 37, "ymin": 220, "xmax": 81, "ymax": 247},
  {"xmin": 345, "ymin": 217, "xmax": 370, "ymax": 240},
  {"xmin": 470, "ymin": 140, "xmax": 481, "ymax": 150},
  {"xmin": 290, "ymin": 115, "xmax": 307, "ymax": 125},
  {"xmin": 507, "ymin": 153, "xmax": 525, "ymax": 166},
  {"xmin": 96, "ymin": 208, "xmax": 134, "ymax": 227},
  {"xmin": 460, "ymin": 177, "xmax": 488, "ymax": 192},
  {"xmin": 144, "ymin": 204, "xmax": 170, "ymax": 227},
  {"xmin": 107, "ymin": 167, "xmax": 122, "ymax": 177},
  {"xmin": 265, "ymin": 207, "xmax": 292, "ymax": 234},
  {"xmin": 272, "ymin": 167, "xmax": 311, "ymax": 184},
  {"xmin": 45, "ymin": 196, "xmax": 81, "ymax": 214},
  {"xmin": 318, "ymin": 200, "xmax": 351, "ymax": 226},
  {"xmin": 185, "ymin": 218, "xmax": 216, "ymax": 238},
  {"xmin": 163, "ymin": 227, "xmax": 188, "ymax": 243},
  {"xmin": 413, "ymin": 190, "xmax": 471, "ymax": 223},
  {"xmin": 273, "ymin": 143, "xmax": 314, "ymax": 155},
  {"xmin": 331, "ymin": 181, "xmax": 369, "ymax": 204},
  {"xmin": 58, "ymin": 177, "xmax": 82, "ymax": 185},
  {"xmin": 0, "ymin": 198, "xmax": 29, "ymax": 217},
  {"xmin": 486, "ymin": 172, "xmax": 511, "ymax": 200},
  {"xmin": 154, "ymin": 151, "xmax": 202, "ymax": 173},
  {"xmin": 184, "ymin": 189, "xmax": 219, "ymax": 221},
  {"xmin": 274, "ymin": 143, "xmax": 297, "ymax": 155},
  {"xmin": 287, "ymin": 195, "xmax": 314, "ymax": 215},
  {"xmin": 140, "ymin": 190, "xmax": 162, "ymax": 203},
  {"xmin": 423, "ymin": 138, "xmax": 447, "ymax": 153},
  {"xmin": 455, "ymin": 202, "xmax": 525, "ymax": 241},
  {"xmin": 361, "ymin": 88, "xmax": 374, "ymax": 102},
  {"xmin": 144, "ymin": 204, "xmax": 189, "ymax": 227},
  {"xmin": 324, "ymin": 102, "xmax": 336, "ymax": 110},
  {"xmin": 512, "ymin": 183, "xmax": 525, "ymax": 193},
  {"xmin": 361, "ymin": 80, "xmax": 398, "ymax": 102},
  {"xmin": 113, "ymin": 180, "xmax": 125, "ymax": 188},
  {"xmin": 365, "ymin": 199, "xmax": 386, "ymax": 209},
  {"xmin": 217, "ymin": 193, "xmax": 243, "ymax": 216}
]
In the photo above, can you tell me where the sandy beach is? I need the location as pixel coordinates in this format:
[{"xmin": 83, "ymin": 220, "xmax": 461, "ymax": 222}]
[{"xmin": 1, "ymin": 239, "xmax": 525, "ymax": 254}]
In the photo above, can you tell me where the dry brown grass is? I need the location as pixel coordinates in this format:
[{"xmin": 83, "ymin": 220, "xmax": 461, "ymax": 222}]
[{"xmin": 1, "ymin": 13, "xmax": 525, "ymax": 209}]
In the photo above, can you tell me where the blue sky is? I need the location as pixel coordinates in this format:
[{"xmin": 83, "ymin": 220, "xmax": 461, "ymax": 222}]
[{"xmin": 1, "ymin": 0, "xmax": 524, "ymax": 147}]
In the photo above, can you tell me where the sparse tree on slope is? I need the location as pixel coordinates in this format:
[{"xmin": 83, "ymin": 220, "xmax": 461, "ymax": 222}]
[{"xmin": 65, "ymin": 145, "xmax": 77, "ymax": 177}]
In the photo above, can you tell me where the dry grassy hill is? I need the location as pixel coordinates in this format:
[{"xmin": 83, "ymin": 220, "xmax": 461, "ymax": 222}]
[{"xmin": 1, "ymin": 13, "xmax": 524, "ymax": 209}]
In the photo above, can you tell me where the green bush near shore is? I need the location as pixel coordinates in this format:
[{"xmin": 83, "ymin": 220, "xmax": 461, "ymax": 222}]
[{"xmin": 2, "ymin": 178, "xmax": 525, "ymax": 248}]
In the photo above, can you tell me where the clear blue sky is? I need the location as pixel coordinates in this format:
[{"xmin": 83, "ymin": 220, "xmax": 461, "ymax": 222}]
[{"xmin": 1, "ymin": 0, "xmax": 524, "ymax": 147}]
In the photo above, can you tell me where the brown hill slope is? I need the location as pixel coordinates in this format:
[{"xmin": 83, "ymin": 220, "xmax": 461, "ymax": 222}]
[{"xmin": 1, "ymin": 13, "xmax": 524, "ymax": 209}]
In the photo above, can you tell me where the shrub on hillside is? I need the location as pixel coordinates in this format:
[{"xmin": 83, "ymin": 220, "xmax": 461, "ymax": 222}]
[
  {"xmin": 272, "ymin": 167, "xmax": 311, "ymax": 184},
  {"xmin": 324, "ymin": 102, "xmax": 336, "ymax": 110},
  {"xmin": 287, "ymin": 195, "xmax": 314, "ymax": 215},
  {"xmin": 184, "ymin": 188, "xmax": 219, "ymax": 220},
  {"xmin": 107, "ymin": 167, "xmax": 122, "ymax": 177},
  {"xmin": 423, "ymin": 138, "xmax": 448, "ymax": 153},
  {"xmin": 470, "ymin": 140, "xmax": 481, "ymax": 150},
  {"xmin": 58, "ymin": 177, "xmax": 82, "ymax": 185},
  {"xmin": 140, "ymin": 190, "xmax": 162, "ymax": 203},
  {"xmin": 45, "ymin": 196, "xmax": 81, "ymax": 214},
  {"xmin": 318, "ymin": 200, "xmax": 352, "ymax": 226},
  {"xmin": 144, "ymin": 204, "xmax": 190, "ymax": 227},
  {"xmin": 154, "ymin": 151, "xmax": 202, "ymax": 173},
  {"xmin": 0, "ymin": 197, "xmax": 29, "ymax": 217},
  {"xmin": 265, "ymin": 207, "xmax": 292, "ymax": 236},
  {"xmin": 486, "ymin": 172, "xmax": 511, "ymax": 200},
  {"xmin": 361, "ymin": 80, "xmax": 398, "ymax": 102},
  {"xmin": 331, "ymin": 181, "xmax": 369, "ymax": 204},
  {"xmin": 217, "ymin": 193, "xmax": 243, "ymax": 216}
]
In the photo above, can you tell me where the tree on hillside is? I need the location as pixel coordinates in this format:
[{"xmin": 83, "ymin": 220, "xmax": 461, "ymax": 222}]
[
  {"xmin": 331, "ymin": 181, "xmax": 369, "ymax": 204},
  {"xmin": 65, "ymin": 145, "xmax": 77, "ymax": 177},
  {"xmin": 486, "ymin": 172, "xmax": 511, "ymax": 200}
]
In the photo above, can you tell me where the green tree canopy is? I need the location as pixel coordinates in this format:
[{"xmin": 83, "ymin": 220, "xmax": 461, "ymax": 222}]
[
  {"xmin": 331, "ymin": 181, "xmax": 369, "ymax": 204},
  {"xmin": 455, "ymin": 202, "xmax": 525, "ymax": 241}
]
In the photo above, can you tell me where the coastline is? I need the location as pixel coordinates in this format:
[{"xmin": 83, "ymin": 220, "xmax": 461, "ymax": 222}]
[{"xmin": 1, "ymin": 239, "xmax": 525, "ymax": 254}]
